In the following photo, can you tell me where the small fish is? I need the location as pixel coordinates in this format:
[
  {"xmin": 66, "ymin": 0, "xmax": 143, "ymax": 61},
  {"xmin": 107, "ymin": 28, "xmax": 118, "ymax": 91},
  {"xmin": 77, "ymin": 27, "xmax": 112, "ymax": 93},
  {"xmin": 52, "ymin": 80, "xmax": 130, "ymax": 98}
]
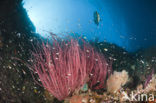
[
  {"xmin": 42, "ymin": 30, "xmax": 57, "ymax": 37},
  {"xmin": 104, "ymin": 48, "xmax": 108, "ymax": 51},
  {"xmin": 81, "ymin": 83, "xmax": 88, "ymax": 92},
  {"xmin": 49, "ymin": 32, "xmax": 57, "ymax": 37},
  {"xmin": 93, "ymin": 11, "xmax": 100, "ymax": 26}
]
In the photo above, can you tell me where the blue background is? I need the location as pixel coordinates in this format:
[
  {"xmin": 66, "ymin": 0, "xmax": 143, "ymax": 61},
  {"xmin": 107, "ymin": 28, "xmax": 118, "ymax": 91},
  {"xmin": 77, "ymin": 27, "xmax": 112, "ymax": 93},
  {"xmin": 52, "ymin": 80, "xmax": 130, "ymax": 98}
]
[{"xmin": 23, "ymin": 0, "xmax": 156, "ymax": 52}]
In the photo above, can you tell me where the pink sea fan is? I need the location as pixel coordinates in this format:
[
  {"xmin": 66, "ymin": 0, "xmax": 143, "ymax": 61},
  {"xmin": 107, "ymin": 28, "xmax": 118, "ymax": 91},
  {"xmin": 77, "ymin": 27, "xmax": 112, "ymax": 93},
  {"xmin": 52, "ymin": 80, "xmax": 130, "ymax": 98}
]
[
  {"xmin": 88, "ymin": 51, "xmax": 112, "ymax": 90},
  {"xmin": 78, "ymin": 40, "xmax": 112, "ymax": 90},
  {"xmin": 31, "ymin": 36, "xmax": 112, "ymax": 100},
  {"xmin": 31, "ymin": 38, "xmax": 91, "ymax": 100}
]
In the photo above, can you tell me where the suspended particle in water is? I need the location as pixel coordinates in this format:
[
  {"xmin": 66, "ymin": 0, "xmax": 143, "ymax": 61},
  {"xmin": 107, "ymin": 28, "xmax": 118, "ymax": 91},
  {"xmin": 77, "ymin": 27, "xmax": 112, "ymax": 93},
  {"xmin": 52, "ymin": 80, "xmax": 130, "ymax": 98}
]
[{"xmin": 17, "ymin": 33, "xmax": 21, "ymax": 37}]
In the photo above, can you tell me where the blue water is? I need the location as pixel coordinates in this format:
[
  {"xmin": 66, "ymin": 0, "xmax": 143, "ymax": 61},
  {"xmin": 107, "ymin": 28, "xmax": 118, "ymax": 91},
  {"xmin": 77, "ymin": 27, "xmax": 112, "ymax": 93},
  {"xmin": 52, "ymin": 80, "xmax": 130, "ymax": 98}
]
[{"xmin": 23, "ymin": 0, "xmax": 156, "ymax": 52}]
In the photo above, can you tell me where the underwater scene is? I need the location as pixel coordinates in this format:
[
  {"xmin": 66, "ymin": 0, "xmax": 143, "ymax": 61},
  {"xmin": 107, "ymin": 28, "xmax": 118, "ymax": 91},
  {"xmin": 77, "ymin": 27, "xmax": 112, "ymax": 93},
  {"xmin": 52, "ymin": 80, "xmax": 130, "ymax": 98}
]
[{"xmin": 0, "ymin": 0, "xmax": 156, "ymax": 103}]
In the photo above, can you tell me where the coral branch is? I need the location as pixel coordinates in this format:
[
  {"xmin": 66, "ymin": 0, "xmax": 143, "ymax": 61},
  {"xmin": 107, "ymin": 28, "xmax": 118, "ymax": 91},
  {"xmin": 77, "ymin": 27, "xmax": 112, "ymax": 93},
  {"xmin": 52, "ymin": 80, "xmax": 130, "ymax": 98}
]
[
  {"xmin": 88, "ymin": 51, "xmax": 112, "ymax": 90},
  {"xmin": 31, "ymin": 36, "xmax": 112, "ymax": 100},
  {"xmin": 31, "ymin": 38, "xmax": 90, "ymax": 100}
]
